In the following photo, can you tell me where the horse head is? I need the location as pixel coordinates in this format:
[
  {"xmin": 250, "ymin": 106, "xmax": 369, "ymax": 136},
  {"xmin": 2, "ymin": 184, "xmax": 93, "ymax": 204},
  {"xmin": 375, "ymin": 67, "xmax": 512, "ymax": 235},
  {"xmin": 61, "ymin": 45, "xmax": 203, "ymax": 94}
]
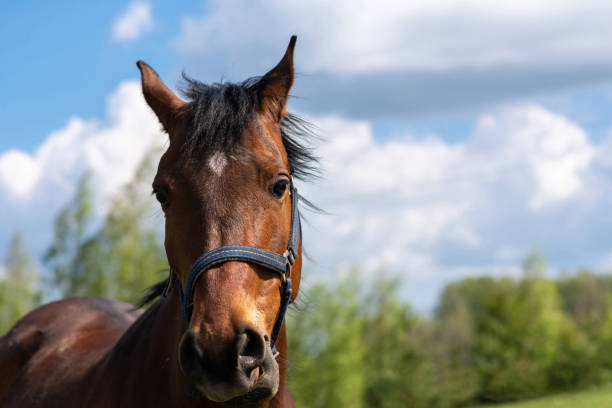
[{"xmin": 137, "ymin": 36, "xmax": 313, "ymax": 404}]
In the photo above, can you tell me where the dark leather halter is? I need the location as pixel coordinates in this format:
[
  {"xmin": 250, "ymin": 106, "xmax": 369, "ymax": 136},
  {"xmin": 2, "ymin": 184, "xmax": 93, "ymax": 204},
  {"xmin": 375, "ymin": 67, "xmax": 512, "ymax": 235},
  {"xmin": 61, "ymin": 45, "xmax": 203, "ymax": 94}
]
[{"xmin": 163, "ymin": 181, "xmax": 300, "ymax": 357}]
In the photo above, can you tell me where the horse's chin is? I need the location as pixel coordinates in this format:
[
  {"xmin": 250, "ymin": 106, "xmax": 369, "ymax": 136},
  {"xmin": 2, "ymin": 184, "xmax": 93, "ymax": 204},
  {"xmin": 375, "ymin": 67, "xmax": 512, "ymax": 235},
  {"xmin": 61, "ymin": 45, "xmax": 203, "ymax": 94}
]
[
  {"xmin": 196, "ymin": 378, "xmax": 279, "ymax": 405},
  {"xmin": 227, "ymin": 387, "xmax": 277, "ymax": 405}
]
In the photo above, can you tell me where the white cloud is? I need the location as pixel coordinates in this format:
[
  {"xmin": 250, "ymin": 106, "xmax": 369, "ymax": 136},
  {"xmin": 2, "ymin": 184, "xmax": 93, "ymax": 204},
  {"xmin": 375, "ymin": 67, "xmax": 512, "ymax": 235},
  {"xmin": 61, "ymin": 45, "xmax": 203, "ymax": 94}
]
[
  {"xmin": 111, "ymin": 2, "xmax": 154, "ymax": 42},
  {"xmin": 0, "ymin": 80, "xmax": 165, "ymax": 256},
  {"xmin": 174, "ymin": 0, "xmax": 612, "ymax": 74},
  {"xmin": 471, "ymin": 105, "xmax": 594, "ymax": 209},
  {"xmin": 0, "ymin": 150, "xmax": 40, "ymax": 198},
  {"xmin": 300, "ymin": 104, "xmax": 600, "ymax": 291},
  {"xmin": 0, "ymin": 81, "xmax": 163, "ymax": 202}
]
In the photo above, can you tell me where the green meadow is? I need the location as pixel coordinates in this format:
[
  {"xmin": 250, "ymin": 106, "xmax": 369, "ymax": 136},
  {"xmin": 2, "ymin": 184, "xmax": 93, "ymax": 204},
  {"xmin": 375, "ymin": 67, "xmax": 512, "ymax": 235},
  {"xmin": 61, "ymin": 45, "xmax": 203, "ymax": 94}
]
[{"xmin": 474, "ymin": 386, "xmax": 612, "ymax": 408}]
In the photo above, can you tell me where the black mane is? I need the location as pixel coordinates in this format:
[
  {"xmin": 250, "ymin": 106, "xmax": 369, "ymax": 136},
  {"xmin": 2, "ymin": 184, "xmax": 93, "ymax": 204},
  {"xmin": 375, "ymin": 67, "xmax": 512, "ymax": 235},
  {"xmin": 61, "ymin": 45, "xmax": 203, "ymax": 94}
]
[
  {"xmin": 138, "ymin": 74, "xmax": 319, "ymax": 307},
  {"xmin": 179, "ymin": 74, "xmax": 319, "ymax": 180}
]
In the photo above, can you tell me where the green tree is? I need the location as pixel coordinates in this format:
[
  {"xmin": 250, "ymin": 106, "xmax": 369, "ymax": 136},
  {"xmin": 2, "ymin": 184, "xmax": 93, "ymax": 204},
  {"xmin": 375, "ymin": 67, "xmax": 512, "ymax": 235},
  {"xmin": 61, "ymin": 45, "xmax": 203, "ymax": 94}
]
[
  {"xmin": 0, "ymin": 231, "xmax": 40, "ymax": 334},
  {"xmin": 44, "ymin": 172, "xmax": 94, "ymax": 296},
  {"xmin": 44, "ymin": 150, "xmax": 167, "ymax": 304},
  {"xmin": 287, "ymin": 275, "xmax": 365, "ymax": 408},
  {"xmin": 82, "ymin": 152, "xmax": 167, "ymax": 303},
  {"xmin": 558, "ymin": 270, "xmax": 607, "ymax": 335},
  {"xmin": 558, "ymin": 271, "xmax": 612, "ymax": 384},
  {"xmin": 434, "ymin": 284, "xmax": 480, "ymax": 407},
  {"xmin": 362, "ymin": 277, "xmax": 440, "ymax": 408},
  {"xmin": 436, "ymin": 252, "xmax": 580, "ymax": 402}
]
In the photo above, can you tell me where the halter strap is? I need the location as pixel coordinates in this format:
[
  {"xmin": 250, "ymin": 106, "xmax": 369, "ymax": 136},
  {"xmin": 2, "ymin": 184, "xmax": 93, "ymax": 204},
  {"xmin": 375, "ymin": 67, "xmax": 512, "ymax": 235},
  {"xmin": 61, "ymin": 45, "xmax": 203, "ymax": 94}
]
[{"xmin": 166, "ymin": 183, "xmax": 300, "ymax": 355}]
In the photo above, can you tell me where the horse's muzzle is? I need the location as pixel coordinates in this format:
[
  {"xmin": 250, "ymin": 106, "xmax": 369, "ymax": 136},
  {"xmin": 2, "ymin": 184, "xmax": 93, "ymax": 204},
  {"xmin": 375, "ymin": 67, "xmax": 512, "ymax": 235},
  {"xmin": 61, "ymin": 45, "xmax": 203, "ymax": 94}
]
[{"xmin": 178, "ymin": 326, "xmax": 279, "ymax": 403}]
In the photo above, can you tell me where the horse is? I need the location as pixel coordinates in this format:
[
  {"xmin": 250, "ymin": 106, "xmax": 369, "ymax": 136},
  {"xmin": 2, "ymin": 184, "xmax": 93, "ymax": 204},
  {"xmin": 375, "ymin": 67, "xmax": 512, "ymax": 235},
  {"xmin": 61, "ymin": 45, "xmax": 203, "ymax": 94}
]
[{"xmin": 0, "ymin": 36, "xmax": 318, "ymax": 407}]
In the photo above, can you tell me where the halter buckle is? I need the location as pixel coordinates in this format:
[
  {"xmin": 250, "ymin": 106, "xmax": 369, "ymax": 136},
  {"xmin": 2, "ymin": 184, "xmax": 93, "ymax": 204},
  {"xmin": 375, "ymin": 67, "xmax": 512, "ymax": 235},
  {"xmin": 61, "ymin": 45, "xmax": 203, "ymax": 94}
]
[
  {"xmin": 283, "ymin": 249, "xmax": 296, "ymax": 281},
  {"xmin": 283, "ymin": 248, "xmax": 296, "ymax": 266}
]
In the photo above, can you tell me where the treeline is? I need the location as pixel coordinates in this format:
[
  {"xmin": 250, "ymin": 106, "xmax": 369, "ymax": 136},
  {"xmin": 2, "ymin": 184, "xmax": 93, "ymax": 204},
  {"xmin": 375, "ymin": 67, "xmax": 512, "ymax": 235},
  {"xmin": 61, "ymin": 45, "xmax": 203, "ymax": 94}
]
[
  {"xmin": 2, "ymin": 158, "xmax": 612, "ymax": 407},
  {"xmin": 287, "ymin": 258, "xmax": 612, "ymax": 407}
]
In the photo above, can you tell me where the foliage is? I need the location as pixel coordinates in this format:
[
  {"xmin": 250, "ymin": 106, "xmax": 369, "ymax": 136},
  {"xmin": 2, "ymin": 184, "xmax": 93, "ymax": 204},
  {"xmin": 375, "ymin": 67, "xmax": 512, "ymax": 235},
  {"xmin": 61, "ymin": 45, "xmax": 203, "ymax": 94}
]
[
  {"xmin": 0, "ymin": 230, "xmax": 40, "ymax": 335},
  {"xmin": 44, "ymin": 172, "xmax": 94, "ymax": 296},
  {"xmin": 289, "ymin": 274, "xmax": 465, "ymax": 408},
  {"xmin": 288, "ymin": 276, "xmax": 365, "ymax": 408},
  {"xmin": 361, "ymin": 278, "xmax": 440, "ymax": 408},
  {"xmin": 44, "ymin": 151, "xmax": 167, "ymax": 304},
  {"xmin": 288, "ymin": 254, "xmax": 612, "ymax": 407},
  {"xmin": 434, "ymin": 255, "xmax": 595, "ymax": 403}
]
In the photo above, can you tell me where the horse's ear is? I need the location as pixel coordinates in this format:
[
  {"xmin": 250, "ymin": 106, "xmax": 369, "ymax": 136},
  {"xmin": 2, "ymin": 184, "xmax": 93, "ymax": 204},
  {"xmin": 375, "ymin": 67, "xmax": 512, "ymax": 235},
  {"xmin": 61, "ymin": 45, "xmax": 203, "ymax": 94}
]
[
  {"xmin": 136, "ymin": 60, "xmax": 186, "ymax": 134},
  {"xmin": 258, "ymin": 36, "xmax": 296, "ymax": 122}
]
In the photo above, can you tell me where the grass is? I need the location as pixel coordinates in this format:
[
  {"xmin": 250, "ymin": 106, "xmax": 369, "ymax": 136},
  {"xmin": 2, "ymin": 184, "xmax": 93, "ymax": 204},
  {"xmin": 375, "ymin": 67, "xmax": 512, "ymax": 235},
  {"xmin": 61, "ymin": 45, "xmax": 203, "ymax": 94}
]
[{"xmin": 473, "ymin": 385, "xmax": 612, "ymax": 408}]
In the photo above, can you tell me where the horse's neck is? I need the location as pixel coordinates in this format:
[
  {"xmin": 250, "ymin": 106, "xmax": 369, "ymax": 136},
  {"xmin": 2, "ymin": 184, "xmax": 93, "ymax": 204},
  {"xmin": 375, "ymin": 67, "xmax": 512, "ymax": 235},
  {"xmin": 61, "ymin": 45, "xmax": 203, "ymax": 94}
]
[
  {"xmin": 90, "ymin": 288, "xmax": 289, "ymax": 407},
  {"xmin": 87, "ymin": 289, "xmax": 190, "ymax": 405}
]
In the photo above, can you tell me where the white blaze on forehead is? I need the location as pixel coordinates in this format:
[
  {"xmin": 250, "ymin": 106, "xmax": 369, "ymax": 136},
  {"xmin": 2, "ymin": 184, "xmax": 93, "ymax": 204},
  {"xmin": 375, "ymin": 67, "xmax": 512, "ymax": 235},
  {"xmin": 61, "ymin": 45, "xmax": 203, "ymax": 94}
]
[{"xmin": 208, "ymin": 151, "xmax": 228, "ymax": 176}]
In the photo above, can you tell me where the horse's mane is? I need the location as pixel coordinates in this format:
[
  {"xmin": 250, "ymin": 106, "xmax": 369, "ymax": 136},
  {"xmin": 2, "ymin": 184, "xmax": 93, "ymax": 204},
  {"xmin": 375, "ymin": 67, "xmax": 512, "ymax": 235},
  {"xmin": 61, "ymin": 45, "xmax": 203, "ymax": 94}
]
[
  {"xmin": 180, "ymin": 74, "xmax": 319, "ymax": 180},
  {"xmin": 138, "ymin": 74, "xmax": 320, "ymax": 307}
]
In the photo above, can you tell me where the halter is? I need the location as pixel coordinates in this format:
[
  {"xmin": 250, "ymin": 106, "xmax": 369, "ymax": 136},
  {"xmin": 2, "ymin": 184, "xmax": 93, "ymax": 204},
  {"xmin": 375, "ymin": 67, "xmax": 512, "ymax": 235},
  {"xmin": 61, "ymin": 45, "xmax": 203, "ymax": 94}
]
[{"xmin": 163, "ymin": 181, "xmax": 300, "ymax": 357}]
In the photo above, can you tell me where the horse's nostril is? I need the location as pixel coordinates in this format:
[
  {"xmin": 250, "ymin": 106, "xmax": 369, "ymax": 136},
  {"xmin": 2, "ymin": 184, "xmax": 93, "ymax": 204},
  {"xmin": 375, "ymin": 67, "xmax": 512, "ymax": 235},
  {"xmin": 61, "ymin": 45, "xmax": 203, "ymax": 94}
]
[
  {"xmin": 236, "ymin": 327, "xmax": 266, "ymax": 373},
  {"xmin": 179, "ymin": 333, "xmax": 206, "ymax": 380}
]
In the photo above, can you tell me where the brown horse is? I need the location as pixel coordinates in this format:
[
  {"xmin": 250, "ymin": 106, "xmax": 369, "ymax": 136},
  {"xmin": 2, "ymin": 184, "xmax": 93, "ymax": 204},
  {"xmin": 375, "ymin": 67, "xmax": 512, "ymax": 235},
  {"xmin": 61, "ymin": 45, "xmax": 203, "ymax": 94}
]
[{"xmin": 0, "ymin": 36, "xmax": 317, "ymax": 407}]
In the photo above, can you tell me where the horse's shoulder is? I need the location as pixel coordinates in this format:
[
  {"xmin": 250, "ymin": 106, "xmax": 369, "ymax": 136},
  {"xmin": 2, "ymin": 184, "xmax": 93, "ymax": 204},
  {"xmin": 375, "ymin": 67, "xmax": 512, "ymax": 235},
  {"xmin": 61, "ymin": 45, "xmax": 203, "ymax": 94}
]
[{"xmin": 0, "ymin": 297, "xmax": 143, "ymax": 406}]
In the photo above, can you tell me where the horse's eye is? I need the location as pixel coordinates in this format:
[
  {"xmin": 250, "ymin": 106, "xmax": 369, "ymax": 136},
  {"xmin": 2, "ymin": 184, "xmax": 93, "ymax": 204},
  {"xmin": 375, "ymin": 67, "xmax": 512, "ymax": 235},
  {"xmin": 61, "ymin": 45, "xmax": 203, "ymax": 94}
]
[
  {"xmin": 271, "ymin": 179, "xmax": 289, "ymax": 198},
  {"xmin": 154, "ymin": 190, "xmax": 170, "ymax": 208}
]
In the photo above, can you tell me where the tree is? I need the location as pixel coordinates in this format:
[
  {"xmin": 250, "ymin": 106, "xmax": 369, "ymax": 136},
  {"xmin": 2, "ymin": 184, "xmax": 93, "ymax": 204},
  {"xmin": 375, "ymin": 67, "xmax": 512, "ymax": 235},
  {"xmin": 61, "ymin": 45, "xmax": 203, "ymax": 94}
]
[
  {"xmin": 83, "ymin": 151, "xmax": 167, "ymax": 303},
  {"xmin": 0, "ymin": 230, "xmax": 40, "ymax": 334},
  {"xmin": 44, "ymin": 150, "xmax": 167, "ymax": 304},
  {"xmin": 362, "ymin": 277, "xmax": 440, "ymax": 408},
  {"xmin": 287, "ymin": 275, "xmax": 365, "ymax": 408},
  {"xmin": 44, "ymin": 172, "xmax": 95, "ymax": 296},
  {"xmin": 557, "ymin": 270, "xmax": 612, "ymax": 385},
  {"xmin": 558, "ymin": 269, "xmax": 607, "ymax": 334},
  {"xmin": 435, "ymin": 252, "xmax": 583, "ymax": 402},
  {"xmin": 434, "ymin": 284, "xmax": 480, "ymax": 407}
]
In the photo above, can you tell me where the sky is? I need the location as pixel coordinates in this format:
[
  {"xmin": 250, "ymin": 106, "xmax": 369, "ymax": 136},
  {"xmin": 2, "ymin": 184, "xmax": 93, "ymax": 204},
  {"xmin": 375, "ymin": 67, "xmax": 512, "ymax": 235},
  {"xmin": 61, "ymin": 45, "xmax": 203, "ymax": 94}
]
[{"xmin": 3, "ymin": 0, "xmax": 612, "ymax": 311}]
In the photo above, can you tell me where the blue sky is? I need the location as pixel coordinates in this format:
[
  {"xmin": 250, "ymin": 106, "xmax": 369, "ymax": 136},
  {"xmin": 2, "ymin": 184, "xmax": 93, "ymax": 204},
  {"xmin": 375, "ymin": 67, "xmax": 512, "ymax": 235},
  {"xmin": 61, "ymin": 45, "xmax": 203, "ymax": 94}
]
[
  {"xmin": 3, "ymin": 1, "xmax": 612, "ymax": 311},
  {"xmin": 0, "ymin": 1, "xmax": 201, "ymax": 152}
]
